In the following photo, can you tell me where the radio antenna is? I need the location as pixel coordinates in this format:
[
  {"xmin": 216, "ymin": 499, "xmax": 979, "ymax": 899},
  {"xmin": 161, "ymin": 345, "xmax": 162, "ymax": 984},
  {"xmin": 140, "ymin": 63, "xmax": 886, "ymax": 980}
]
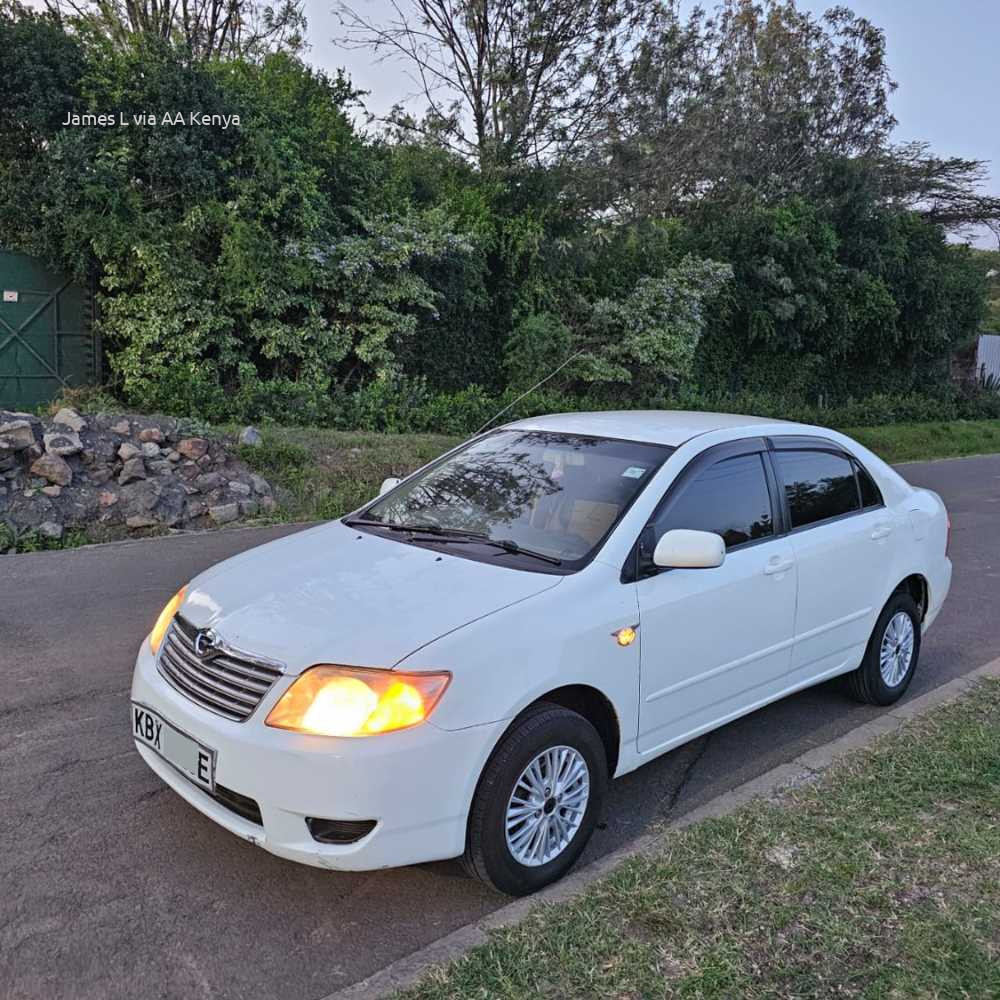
[{"xmin": 472, "ymin": 349, "xmax": 585, "ymax": 437}]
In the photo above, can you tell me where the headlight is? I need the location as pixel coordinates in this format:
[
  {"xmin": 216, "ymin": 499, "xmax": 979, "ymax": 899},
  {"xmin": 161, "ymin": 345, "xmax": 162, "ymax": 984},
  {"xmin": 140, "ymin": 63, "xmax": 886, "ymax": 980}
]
[
  {"xmin": 149, "ymin": 586, "xmax": 187, "ymax": 655},
  {"xmin": 265, "ymin": 665, "xmax": 451, "ymax": 737}
]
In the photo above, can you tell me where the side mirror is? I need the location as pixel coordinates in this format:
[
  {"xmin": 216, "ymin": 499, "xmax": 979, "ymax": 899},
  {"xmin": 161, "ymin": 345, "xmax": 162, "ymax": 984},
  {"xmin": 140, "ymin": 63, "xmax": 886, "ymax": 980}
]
[
  {"xmin": 652, "ymin": 529, "xmax": 725, "ymax": 569},
  {"xmin": 378, "ymin": 477, "xmax": 401, "ymax": 496}
]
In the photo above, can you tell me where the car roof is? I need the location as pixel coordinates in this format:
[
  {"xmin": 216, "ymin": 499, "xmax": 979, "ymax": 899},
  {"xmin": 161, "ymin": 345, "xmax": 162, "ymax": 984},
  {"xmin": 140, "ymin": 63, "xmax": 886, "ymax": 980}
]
[{"xmin": 502, "ymin": 410, "xmax": 797, "ymax": 447}]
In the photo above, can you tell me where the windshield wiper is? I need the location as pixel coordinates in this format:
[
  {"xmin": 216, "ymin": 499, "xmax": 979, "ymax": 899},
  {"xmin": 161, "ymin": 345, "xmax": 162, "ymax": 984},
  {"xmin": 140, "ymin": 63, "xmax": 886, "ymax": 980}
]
[
  {"xmin": 483, "ymin": 538, "xmax": 563, "ymax": 565},
  {"xmin": 345, "ymin": 518, "xmax": 562, "ymax": 565},
  {"xmin": 344, "ymin": 517, "xmax": 487, "ymax": 539}
]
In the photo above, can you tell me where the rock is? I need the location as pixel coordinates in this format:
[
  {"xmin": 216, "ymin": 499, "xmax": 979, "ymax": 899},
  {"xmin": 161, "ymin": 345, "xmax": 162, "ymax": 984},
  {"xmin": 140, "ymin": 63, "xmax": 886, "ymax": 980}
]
[
  {"xmin": 52, "ymin": 407, "xmax": 87, "ymax": 432},
  {"xmin": 89, "ymin": 466, "xmax": 114, "ymax": 485},
  {"xmin": 38, "ymin": 521, "xmax": 64, "ymax": 540},
  {"xmin": 90, "ymin": 437, "xmax": 118, "ymax": 463},
  {"xmin": 209, "ymin": 503, "xmax": 239, "ymax": 525},
  {"xmin": 194, "ymin": 472, "xmax": 224, "ymax": 493},
  {"xmin": 119, "ymin": 457, "xmax": 146, "ymax": 485},
  {"xmin": 238, "ymin": 426, "xmax": 263, "ymax": 447},
  {"xmin": 0, "ymin": 415, "xmax": 42, "ymax": 451},
  {"xmin": 43, "ymin": 429, "xmax": 83, "ymax": 457},
  {"xmin": 30, "ymin": 453, "xmax": 72, "ymax": 487},
  {"xmin": 176, "ymin": 437, "xmax": 209, "ymax": 460},
  {"xmin": 3, "ymin": 410, "xmax": 275, "ymax": 548},
  {"xmin": 121, "ymin": 478, "xmax": 160, "ymax": 513}
]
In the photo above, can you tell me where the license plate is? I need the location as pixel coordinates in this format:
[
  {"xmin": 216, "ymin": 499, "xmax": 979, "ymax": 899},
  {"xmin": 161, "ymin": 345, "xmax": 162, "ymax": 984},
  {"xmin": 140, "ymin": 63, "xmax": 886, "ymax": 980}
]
[{"xmin": 132, "ymin": 703, "xmax": 216, "ymax": 792}]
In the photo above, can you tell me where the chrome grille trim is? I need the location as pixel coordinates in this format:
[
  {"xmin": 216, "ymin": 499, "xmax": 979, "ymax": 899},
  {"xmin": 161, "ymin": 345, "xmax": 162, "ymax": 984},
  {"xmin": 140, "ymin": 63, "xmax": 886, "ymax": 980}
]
[{"xmin": 156, "ymin": 616, "xmax": 285, "ymax": 722}]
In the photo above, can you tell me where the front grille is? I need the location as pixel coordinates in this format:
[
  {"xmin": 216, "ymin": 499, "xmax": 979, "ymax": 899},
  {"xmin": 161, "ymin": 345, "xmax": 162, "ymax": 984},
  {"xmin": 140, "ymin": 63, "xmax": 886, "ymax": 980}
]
[{"xmin": 157, "ymin": 616, "xmax": 284, "ymax": 722}]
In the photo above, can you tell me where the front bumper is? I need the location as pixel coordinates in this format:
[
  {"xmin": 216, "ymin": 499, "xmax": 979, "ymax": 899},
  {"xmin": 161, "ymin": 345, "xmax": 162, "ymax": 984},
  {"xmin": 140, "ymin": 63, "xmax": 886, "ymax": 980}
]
[{"xmin": 131, "ymin": 642, "xmax": 506, "ymax": 871}]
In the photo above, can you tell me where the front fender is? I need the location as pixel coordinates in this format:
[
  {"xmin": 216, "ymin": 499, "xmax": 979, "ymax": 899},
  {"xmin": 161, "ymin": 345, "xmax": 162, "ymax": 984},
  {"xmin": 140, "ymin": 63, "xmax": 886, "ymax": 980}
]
[{"xmin": 397, "ymin": 562, "xmax": 641, "ymax": 751}]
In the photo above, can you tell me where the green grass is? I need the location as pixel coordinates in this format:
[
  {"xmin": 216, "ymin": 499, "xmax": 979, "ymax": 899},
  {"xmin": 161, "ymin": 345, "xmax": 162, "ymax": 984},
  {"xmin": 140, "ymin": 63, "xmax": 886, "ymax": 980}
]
[
  {"xmin": 847, "ymin": 419, "xmax": 1000, "ymax": 464},
  {"xmin": 0, "ymin": 521, "xmax": 91, "ymax": 555},
  {"xmin": 235, "ymin": 427, "xmax": 461, "ymax": 524},
  {"xmin": 398, "ymin": 680, "xmax": 1000, "ymax": 999},
  {"xmin": 239, "ymin": 419, "xmax": 1000, "ymax": 526}
]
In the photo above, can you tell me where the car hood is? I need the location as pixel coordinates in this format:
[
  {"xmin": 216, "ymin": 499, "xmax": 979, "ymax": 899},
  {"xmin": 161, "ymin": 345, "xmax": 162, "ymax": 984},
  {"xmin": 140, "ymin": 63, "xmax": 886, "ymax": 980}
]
[{"xmin": 179, "ymin": 521, "xmax": 563, "ymax": 674}]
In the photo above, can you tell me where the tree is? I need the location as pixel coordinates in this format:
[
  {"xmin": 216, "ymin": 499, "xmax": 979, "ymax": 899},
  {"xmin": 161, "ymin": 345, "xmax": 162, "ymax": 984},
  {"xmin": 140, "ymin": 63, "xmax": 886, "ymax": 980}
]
[
  {"xmin": 43, "ymin": 0, "xmax": 306, "ymax": 59},
  {"xmin": 335, "ymin": 0, "xmax": 661, "ymax": 173},
  {"xmin": 576, "ymin": 256, "xmax": 733, "ymax": 395},
  {"xmin": 594, "ymin": 0, "xmax": 898, "ymax": 217}
]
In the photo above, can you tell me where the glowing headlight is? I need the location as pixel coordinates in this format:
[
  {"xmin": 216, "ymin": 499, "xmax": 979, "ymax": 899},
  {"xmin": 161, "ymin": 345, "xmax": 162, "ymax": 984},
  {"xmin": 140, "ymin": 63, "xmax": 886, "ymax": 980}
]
[
  {"xmin": 149, "ymin": 586, "xmax": 187, "ymax": 655},
  {"xmin": 265, "ymin": 665, "xmax": 451, "ymax": 737}
]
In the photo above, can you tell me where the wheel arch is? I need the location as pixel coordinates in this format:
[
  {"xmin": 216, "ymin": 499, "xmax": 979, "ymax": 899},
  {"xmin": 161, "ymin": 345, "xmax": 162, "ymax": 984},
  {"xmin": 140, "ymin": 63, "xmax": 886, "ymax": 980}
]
[
  {"xmin": 894, "ymin": 573, "xmax": 928, "ymax": 621},
  {"xmin": 521, "ymin": 684, "xmax": 621, "ymax": 778}
]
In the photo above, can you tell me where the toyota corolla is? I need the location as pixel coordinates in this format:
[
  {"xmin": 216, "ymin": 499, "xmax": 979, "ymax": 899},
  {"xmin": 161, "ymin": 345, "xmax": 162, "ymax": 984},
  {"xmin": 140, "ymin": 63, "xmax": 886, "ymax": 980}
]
[{"xmin": 131, "ymin": 411, "xmax": 951, "ymax": 895}]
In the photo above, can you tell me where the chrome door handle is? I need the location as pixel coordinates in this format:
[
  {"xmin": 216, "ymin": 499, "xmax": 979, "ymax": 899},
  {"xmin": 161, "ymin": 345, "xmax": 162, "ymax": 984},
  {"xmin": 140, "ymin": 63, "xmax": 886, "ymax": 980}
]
[
  {"xmin": 871, "ymin": 523, "xmax": 893, "ymax": 540},
  {"xmin": 764, "ymin": 558, "xmax": 794, "ymax": 576}
]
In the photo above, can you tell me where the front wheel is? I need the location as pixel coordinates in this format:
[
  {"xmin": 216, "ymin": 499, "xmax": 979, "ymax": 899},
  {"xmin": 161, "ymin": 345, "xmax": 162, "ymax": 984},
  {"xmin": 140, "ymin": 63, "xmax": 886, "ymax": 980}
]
[
  {"xmin": 847, "ymin": 591, "xmax": 921, "ymax": 705},
  {"xmin": 463, "ymin": 702, "xmax": 607, "ymax": 896}
]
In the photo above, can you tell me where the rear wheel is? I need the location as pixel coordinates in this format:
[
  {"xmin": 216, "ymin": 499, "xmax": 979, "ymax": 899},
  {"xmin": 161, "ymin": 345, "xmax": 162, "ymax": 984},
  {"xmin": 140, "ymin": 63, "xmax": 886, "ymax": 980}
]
[
  {"xmin": 462, "ymin": 702, "xmax": 607, "ymax": 896},
  {"xmin": 847, "ymin": 592, "xmax": 921, "ymax": 705}
]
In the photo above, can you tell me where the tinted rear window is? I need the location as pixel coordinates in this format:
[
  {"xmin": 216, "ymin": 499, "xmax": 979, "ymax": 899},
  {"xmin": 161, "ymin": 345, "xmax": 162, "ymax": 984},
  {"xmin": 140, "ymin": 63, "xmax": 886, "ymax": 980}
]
[
  {"xmin": 775, "ymin": 450, "xmax": 860, "ymax": 529},
  {"xmin": 857, "ymin": 463, "xmax": 883, "ymax": 508}
]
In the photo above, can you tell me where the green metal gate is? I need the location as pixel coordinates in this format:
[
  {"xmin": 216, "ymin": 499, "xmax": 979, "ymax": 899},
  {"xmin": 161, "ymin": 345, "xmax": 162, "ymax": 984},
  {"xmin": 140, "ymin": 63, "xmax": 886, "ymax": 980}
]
[{"xmin": 0, "ymin": 250, "xmax": 99, "ymax": 411}]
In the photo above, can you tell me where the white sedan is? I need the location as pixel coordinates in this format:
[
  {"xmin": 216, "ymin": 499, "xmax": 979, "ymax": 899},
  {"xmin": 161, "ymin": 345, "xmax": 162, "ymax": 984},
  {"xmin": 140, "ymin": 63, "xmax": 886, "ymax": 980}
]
[{"xmin": 131, "ymin": 411, "xmax": 951, "ymax": 895}]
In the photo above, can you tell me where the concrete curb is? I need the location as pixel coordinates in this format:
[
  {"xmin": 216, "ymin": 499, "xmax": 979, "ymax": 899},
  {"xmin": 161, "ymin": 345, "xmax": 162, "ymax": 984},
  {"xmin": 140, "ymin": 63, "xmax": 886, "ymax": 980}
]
[{"xmin": 323, "ymin": 656, "xmax": 1000, "ymax": 1000}]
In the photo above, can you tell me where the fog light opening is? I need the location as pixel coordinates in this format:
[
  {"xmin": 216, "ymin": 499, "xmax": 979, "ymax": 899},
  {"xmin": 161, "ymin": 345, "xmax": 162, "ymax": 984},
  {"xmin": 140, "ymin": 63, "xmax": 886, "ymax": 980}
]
[{"xmin": 306, "ymin": 817, "xmax": 378, "ymax": 845}]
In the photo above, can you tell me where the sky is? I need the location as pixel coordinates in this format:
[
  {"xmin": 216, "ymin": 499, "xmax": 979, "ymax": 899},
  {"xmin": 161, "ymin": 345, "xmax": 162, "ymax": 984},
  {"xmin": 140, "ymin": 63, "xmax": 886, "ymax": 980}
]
[{"xmin": 302, "ymin": 0, "xmax": 999, "ymax": 246}]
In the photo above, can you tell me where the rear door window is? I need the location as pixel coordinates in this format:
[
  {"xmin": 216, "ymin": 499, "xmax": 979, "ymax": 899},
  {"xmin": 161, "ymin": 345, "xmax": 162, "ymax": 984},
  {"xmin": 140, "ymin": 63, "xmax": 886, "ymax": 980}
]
[
  {"xmin": 856, "ymin": 463, "xmax": 883, "ymax": 509},
  {"xmin": 774, "ymin": 450, "xmax": 861, "ymax": 529}
]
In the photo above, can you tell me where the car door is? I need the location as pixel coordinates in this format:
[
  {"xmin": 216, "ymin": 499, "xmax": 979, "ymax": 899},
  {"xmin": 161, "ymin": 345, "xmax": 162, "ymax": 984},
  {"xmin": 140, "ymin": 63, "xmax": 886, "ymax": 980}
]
[
  {"xmin": 769, "ymin": 440, "xmax": 896, "ymax": 685},
  {"xmin": 634, "ymin": 439, "xmax": 798, "ymax": 756}
]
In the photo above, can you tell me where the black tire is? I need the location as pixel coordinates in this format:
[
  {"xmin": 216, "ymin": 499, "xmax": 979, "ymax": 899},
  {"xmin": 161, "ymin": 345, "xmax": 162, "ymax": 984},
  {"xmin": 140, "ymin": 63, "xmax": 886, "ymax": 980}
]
[
  {"xmin": 462, "ymin": 702, "xmax": 607, "ymax": 896},
  {"xmin": 847, "ymin": 591, "xmax": 922, "ymax": 705}
]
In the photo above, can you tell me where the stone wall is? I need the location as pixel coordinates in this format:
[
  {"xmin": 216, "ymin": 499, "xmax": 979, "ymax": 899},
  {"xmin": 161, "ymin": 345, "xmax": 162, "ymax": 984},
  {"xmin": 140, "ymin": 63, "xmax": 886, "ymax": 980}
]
[{"xmin": 0, "ymin": 408, "xmax": 274, "ymax": 545}]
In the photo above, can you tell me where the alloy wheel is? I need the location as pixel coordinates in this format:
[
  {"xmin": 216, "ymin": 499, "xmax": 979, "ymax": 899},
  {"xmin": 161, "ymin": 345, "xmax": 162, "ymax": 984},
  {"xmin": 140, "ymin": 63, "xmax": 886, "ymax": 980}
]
[{"xmin": 504, "ymin": 745, "xmax": 590, "ymax": 867}]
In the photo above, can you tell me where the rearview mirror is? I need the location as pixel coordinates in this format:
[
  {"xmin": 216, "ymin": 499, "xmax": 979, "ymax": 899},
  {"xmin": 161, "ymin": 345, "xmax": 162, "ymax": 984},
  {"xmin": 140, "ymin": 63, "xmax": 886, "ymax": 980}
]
[
  {"xmin": 652, "ymin": 529, "xmax": 725, "ymax": 569},
  {"xmin": 378, "ymin": 477, "xmax": 401, "ymax": 496}
]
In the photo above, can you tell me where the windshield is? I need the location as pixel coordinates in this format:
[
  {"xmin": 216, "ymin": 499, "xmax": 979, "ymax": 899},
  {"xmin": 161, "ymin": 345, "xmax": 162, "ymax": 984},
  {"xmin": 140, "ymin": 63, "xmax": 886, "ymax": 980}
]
[{"xmin": 357, "ymin": 430, "xmax": 672, "ymax": 569}]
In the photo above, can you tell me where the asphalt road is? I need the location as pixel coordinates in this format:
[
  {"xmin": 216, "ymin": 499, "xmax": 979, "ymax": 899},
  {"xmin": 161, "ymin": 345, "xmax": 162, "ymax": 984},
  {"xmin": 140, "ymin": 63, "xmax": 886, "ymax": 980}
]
[{"xmin": 2, "ymin": 454, "xmax": 998, "ymax": 1000}]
